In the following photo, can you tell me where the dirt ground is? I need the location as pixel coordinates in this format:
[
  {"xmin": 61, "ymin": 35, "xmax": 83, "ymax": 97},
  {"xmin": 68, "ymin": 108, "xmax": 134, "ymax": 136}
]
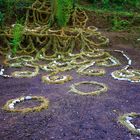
[{"xmin": 0, "ymin": 30, "xmax": 140, "ymax": 140}]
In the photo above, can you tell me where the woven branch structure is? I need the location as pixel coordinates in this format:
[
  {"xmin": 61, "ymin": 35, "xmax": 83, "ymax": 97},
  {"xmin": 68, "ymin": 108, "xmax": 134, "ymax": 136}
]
[{"xmin": 0, "ymin": 0, "xmax": 112, "ymax": 80}]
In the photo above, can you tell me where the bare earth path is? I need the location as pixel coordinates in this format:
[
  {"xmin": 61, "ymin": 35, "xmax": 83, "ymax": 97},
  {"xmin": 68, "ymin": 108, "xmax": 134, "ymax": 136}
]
[{"xmin": 0, "ymin": 32, "xmax": 140, "ymax": 140}]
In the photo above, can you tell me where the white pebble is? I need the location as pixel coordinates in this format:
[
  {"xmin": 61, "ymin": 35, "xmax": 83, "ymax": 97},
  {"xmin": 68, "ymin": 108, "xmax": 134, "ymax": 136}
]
[
  {"xmin": 0, "ymin": 71, "xmax": 3, "ymax": 75},
  {"xmin": 126, "ymin": 116, "xmax": 133, "ymax": 121},
  {"xmin": 11, "ymin": 24, "xmax": 15, "ymax": 27},
  {"xmin": 12, "ymin": 99, "xmax": 20, "ymax": 104},
  {"xmin": 4, "ymin": 75, "xmax": 11, "ymax": 78},
  {"xmin": 128, "ymin": 60, "xmax": 132, "ymax": 65},
  {"xmin": 58, "ymin": 55, "xmax": 61, "ymax": 59},
  {"xmin": 9, "ymin": 103, "xmax": 14, "ymax": 109},
  {"xmin": 25, "ymin": 96, "xmax": 32, "ymax": 100},
  {"xmin": 126, "ymin": 120, "xmax": 135, "ymax": 129},
  {"xmin": 124, "ymin": 65, "xmax": 129, "ymax": 70}
]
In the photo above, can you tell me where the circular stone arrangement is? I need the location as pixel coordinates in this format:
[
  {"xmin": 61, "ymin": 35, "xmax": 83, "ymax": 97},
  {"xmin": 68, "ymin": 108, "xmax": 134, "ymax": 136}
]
[
  {"xmin": 111, "ymin": 69, "xmax": 140, "ymax": 83},
  {"xmin": 11, "ymin": 65, "xmax": 39, "ymax": 78},
  {"xmin": 3, "ymin": 96, "xmax": 49, "ymax": 113},
  {"xmin": 78, "ymin": 68, "xmax": 105, "ymax": 76},
  {"xmin": 96, "ymin": 56, "xmax": 121, "ymax": 67},
  {"xmin": 70, "ymin": 81, "xmax": 108, "ymax": 95},
  {"xmin": 42, "ymin": 75, "xmax": 72, "ymax": 84},
  {"xmin": 119, "ymin": 112, "xmax": 140, "ymax": 135},
  {"xmin": 110, "ymin": 49, "xmax": 140, "ymax": 83},
  {"xmin": 77, "ymin": 61, "xmax": 105, "ymax": 76}
]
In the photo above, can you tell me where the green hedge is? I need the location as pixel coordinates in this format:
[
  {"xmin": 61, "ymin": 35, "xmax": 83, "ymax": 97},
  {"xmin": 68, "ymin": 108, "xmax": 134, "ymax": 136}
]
[
  {"xmin": 88, "ymin": 0, "xmax": 140, "ymax": 12},
  {"xmin": 0, "ymin": 0, "xmax": 34, "ymax": 26}
]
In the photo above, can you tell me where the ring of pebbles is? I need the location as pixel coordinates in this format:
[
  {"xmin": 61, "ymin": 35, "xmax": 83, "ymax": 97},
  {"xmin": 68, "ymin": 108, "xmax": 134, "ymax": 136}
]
[
  {"xmin": 11, "ymin": 65, "xmax": 39, "ymax": 78},
  {"xmin": 77, "ymin": 61, "xmax": 105, "ymax": 76},
  {"xmin": 42, "ymin": 75, "xmax": 72, "ymax": 84},
  {"xmin": 96, "ymin": 56, "xmax": 121, "ymax": 67},
  {"xmin": 111, "ymin": 49, "xmax": 140, "ymax": 83},
  {"xmin": 111, "ymin": 69, "xmax": 140, "ymax": 83},
  {"xmin": 70, "ymin": 81, "xmax": 108, "ymax": 95},
  {"xmin": 119, "ymin": 112, "xmax": 140, "ymax": 135},
  {"xmin": 3, "ymin": 96, "xmax": 49, "ymax": 113}
]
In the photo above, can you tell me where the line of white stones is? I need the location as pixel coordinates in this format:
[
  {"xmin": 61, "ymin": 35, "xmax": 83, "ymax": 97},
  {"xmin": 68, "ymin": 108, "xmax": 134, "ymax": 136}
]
[
  {"xmin": 0, "ymin": 65, "xmax": 12, "ymax": 78},
  {"xmin": 110, "ymin": 50, "xmax": 140, "ymax": 82},
  {"xmin": 123, "ymin": 115, "xmax": 140, "ymax": 133},
  {"xmin": 8, "ymin": 96, "xmax": 32, "ymax": 109},
  {"xmin": 114, "ymin": 49, "xmax": 132, "ymax": 69}
]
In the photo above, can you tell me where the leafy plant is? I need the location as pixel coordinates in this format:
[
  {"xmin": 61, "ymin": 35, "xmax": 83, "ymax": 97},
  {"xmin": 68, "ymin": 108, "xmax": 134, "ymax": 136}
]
[
  {"xmin": 11, "ymin": 23, "xmax": 24, "ymax": 54},
  {"xmin": 102, "ymin": 0, "xmax": 109, "ymax": 8},
  {"xmin": 56, "ymin": 0, "xmax": 73, "ymax": 27},
  {"xmin": 112, "ymin": 16, "xmax": 130, "ymax": 31},
  {"xmin": 88, "ymin": 0, "xmax": 140, "ymax": 12},
  {"xmin": 50, "ymin": 0, "xmax": 73, "ymax": 27},
  {"xmin": 0, "ymin": 0, "xmax": 15, "ymax": 23}
]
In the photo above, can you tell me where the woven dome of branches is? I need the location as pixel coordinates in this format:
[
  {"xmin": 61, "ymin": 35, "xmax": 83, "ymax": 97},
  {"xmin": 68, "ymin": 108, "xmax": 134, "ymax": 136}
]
[{"xmin": 0, "ymin": 0, "xmax": 115, "ymax": 82}]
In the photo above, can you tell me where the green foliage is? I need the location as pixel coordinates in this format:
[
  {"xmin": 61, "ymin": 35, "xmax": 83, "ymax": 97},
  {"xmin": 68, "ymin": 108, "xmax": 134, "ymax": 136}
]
[
  {"xmin": 11, "ymin": 23, "xmax": 24, "ymax": 54},
  {"xmin": 56, "ymin": 0, "xmax": 73, "ymax": 27},
  {"xmin": 111, "ymin": 16, "xmax": 130, "ymax": 31},
  {"xmin": 0, "ymin": 12, "xmax": 4, "ymax": 27},
  {"xmin": 102, "ymin": 0, "xmax": 110, "ymax": 8},
  {"xmin": 15, "ymin": 0, "xmax": 34, "ymax": 9},
  {"xmin": 2, "ymin": 0, "xmax": 15, "ymax": 14},
  {"xmin": 88, "ymin": 0, "xmax": 140, "ymax": 12},
  {"xmin": 0, "ymin": 0, "xmax": 15, "ymax": 23},
  {"xmin": 0, "ymin": 0, "xmax": 34, "ymax": 24}
]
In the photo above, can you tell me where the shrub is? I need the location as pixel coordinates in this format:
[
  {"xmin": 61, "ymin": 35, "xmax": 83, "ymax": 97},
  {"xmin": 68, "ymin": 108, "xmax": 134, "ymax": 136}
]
[
  {"xmin": 88, "ymin": 0, "xmax": 140, "ymax": 12},
  {"xmin": 11, "ymin": 23, "xmax": 24, "ymax": 54}
]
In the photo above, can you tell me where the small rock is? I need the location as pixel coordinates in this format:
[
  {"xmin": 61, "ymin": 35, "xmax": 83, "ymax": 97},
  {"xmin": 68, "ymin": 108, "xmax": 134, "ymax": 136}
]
[
  {"xmin": 128, "ymin": 60, "xmax": 132, "ymax": 65},
  {"xmin": 0, "ymin": 71, "xmax": 3, "ymax": 75},
  {"xmin": 9, "ymin": 103, "xmax": 14, "ymax": 109},
  {"xmin": 58, "ymin": 55, "xmax": 61, "ymax": 59},
  {"xmin": 7, "ymin": 75, "xmax": 12, "ymax": 78},
  {"xmin": 11, "ymin": 24, "xmax": 16, "ymax": 27},
  {"xmin": 25, "ymin": 96, "xmax": 32, "ymax": 100},
  {"xmin": 12, "ymin": 99, "xmax": 20, "ymax": 104},
  {"xmin": 126, "ymin": 116, "xmax": 133, "ymax": 121},
  {"xmin": 126, "ymin": 120, "xmax": 135, "ymax": 129}
]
